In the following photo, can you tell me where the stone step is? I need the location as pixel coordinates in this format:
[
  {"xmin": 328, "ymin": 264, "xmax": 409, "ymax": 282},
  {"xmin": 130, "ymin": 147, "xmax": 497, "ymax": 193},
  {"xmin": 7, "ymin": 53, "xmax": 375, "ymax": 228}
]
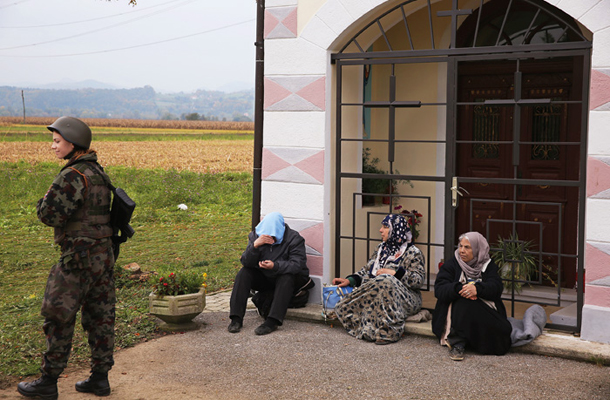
[{"xmin": 549, "ymin": 302, "xmax": 578, "ymax": 326}]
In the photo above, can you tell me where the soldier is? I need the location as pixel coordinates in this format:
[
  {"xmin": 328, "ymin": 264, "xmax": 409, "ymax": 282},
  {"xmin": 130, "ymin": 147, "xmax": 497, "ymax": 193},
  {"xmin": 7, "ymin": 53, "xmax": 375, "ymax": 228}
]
[{"xmin": 18, "ymin": 117, "xmax": 116, "ymax": 399}]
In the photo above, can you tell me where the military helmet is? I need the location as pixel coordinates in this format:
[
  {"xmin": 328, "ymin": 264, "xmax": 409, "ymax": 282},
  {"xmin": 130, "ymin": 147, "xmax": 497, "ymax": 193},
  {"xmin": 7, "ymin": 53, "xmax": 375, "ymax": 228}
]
[{"xmin": 47, "ymin": 116, "xmax": 92, "ymax": 149}]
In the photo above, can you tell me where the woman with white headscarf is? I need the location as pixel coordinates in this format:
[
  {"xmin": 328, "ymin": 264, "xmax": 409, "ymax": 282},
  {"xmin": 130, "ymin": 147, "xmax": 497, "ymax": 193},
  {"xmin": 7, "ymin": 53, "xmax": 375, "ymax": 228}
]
[
  {"xmin": 332, "ymin": 214, "xmax": 426, "ymax": 344},
  {"xmin": 432, "ymin": 232, "xmax": 512, "ymax": 361}
]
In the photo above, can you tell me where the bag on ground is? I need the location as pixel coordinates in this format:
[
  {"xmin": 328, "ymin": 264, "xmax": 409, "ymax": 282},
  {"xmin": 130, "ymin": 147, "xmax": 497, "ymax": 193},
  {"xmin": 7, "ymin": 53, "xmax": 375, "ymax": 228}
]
[{"xmin": 322, "ymin": 285, "xmax": 353, "ymax": 312}]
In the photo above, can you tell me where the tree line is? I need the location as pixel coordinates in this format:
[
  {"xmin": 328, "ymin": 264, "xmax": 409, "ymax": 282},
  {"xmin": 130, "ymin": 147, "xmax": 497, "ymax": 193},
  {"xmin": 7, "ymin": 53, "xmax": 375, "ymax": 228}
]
[{"xmin": 0, "ymin": 85, "xmax": 254, "ymax": 122}]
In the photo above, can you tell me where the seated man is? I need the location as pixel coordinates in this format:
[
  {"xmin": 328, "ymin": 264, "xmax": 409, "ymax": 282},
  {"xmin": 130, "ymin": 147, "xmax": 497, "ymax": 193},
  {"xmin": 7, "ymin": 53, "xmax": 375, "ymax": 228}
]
[{"xmin": 228, "ymin": 212, "xmax": 311, "ymax": 335}]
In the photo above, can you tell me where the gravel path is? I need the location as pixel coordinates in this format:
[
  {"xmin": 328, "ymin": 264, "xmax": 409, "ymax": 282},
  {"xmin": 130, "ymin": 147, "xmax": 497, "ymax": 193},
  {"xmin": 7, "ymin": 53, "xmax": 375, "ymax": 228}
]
[{"xmin": 2, "ymin": 311, "xmax": 609, "ymax": 399}]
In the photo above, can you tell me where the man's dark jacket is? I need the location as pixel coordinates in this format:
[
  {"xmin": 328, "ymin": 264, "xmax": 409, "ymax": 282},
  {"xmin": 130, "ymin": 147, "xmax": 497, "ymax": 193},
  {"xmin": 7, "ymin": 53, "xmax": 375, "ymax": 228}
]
[{"xmin": 240, "ymin": 223, "xmax": 309, "ymax": 279}]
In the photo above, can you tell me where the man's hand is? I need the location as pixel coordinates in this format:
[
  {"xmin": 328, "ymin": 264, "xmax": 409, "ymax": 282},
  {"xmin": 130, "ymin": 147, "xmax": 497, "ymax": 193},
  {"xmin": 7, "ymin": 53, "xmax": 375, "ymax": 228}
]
[
  {"xmin": 259, "ymin": 260, "xmax": 274, "ymax": 270},
  {"xmin": 254, "ymin": 234, "xmax": 275, "ymax": 248}
]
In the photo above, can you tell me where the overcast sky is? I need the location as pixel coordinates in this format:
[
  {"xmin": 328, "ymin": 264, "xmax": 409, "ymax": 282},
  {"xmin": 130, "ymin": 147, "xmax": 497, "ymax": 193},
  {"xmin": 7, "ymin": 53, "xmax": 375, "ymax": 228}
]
[{"xmin": 0, "ymin": 0, "xmax": 257, "ymax": 93}]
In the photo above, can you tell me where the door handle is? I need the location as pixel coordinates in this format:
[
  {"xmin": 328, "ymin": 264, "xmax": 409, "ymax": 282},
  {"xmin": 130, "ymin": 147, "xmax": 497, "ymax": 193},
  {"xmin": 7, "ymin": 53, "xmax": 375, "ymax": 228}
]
[{"xmin": 451, "ymin": 177, "xmax": 470, "ymax": 207}]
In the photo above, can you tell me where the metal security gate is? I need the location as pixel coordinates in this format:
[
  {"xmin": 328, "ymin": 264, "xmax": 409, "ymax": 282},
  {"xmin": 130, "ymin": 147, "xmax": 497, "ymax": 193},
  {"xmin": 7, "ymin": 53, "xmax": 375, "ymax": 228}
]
[{"xmin": 332, "ymin": 0, "xmax": 591, "ymax": 332}]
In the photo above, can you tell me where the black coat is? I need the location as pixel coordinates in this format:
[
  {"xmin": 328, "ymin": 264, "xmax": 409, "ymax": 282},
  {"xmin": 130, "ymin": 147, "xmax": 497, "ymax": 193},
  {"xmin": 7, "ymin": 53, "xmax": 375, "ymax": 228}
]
[
  {"xmin": 432, "ymin": 256, "xmax": 512, "ymax": 355},
  {"xmin": 240, "ymin": 223, "xmax": 309, "ymax": 280}
]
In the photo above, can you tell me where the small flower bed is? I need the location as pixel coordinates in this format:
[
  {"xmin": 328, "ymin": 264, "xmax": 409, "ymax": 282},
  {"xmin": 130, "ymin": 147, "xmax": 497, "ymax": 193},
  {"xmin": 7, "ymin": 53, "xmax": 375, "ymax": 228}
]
[{"xmin": 152, "ymin": 271, "xmax": 207, "ymax": 296}]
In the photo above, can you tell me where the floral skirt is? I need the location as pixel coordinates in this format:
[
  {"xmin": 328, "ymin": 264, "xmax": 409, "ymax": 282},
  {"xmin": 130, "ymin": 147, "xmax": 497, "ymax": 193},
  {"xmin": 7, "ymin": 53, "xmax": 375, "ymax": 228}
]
[{"xmin": 334, "ymin": 275, "xmax": 422, "ymax": 343}]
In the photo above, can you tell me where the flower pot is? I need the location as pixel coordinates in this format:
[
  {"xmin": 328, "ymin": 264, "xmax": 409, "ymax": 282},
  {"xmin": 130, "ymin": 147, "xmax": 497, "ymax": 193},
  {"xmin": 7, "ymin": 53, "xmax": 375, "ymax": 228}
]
[
  {"xmin": 362, "ymin": 195, "xmax": 377, "ymax": 206},
  {"xmin": 149, "ymin": 288, "xmax": 206, "ymax": 331}
]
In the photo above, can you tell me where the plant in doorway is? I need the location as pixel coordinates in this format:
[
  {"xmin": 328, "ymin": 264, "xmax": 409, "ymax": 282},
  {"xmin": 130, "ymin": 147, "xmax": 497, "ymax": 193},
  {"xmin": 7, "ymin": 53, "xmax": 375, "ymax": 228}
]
[
  {"xmin": 491, "ymin": 233, "xmax": 538, "ymax": 294},
  {"xmin": 362, "ymin": 147, "xmax": 411, "ymax": 205},
  {"xmin": 362, "ymin": 147, "xmax": 390, "ymax": 205}
]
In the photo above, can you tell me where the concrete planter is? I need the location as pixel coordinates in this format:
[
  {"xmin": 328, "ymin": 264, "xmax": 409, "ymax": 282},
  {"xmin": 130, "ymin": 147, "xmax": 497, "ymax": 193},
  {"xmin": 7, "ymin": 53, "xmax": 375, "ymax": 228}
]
[{"xmin": 149, "ymin": 288, "xmax": 206, "ymax": 331}]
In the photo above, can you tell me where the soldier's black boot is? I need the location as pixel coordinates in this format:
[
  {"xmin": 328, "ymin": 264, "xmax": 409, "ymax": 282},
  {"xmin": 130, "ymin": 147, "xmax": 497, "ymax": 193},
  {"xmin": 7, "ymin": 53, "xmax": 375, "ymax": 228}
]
[
  {"xmin": 75, "ymin": 371, "xmax": 111, "ymax": 396},
  {"xmin": 17, "ymin": 375, "xmax": 58, "ymax": 400}
]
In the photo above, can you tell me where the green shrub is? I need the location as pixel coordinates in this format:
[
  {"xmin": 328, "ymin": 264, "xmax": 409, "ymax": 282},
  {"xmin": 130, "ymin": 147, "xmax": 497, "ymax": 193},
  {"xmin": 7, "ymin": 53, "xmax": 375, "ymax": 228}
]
[{"xmin": 152, "ymin": 271, "xmax": 207, "ymax": 296}]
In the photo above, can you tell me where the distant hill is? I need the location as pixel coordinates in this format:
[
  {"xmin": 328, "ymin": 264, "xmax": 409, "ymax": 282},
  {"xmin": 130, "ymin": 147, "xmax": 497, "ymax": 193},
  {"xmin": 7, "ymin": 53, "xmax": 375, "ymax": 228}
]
[
  {"xmin": 205, "ymin": 81, "xmax": 253, "ymax": 93},
  {"xmin": 6, "ymin": 79, "xmax": 118, "ymax": 90},
  {"xmin": 0, "ymin": 85, "xmax": 254, "ymax": 121},
  {"xmin": 34, "ymin": 79, "xmax": 119, "ymax": 90}
]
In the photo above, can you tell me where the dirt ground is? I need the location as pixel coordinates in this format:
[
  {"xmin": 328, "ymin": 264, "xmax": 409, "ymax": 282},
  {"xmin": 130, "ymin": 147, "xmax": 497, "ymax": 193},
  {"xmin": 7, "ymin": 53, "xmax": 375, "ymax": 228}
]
[{"xmin": 1, "ymin": 311, "xmax": 609, "ymax": 400}]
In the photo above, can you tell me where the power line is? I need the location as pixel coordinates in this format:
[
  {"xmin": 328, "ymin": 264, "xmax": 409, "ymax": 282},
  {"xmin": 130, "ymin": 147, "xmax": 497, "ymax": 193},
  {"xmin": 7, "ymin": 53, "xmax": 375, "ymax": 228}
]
[
  {"xmin": 0, "ymin": 0, "xmax": 200, "ymax": 50},
  {"xmin": 0, "ymin": 0, "xmax": 35, "ymax": 10},
  {"xmin": 0, "ymin": 18, "xmax": 255, "ymax": 58},
  {"xmin": 0, "ymin": 0, "xmax": 192, "ymax": 28}
]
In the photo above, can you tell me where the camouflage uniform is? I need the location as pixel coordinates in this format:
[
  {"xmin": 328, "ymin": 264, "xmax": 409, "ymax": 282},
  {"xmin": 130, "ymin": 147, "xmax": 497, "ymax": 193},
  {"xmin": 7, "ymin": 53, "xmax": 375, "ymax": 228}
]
[{"xmin": 36, "ymin": 151, "xmax": 116, "ymax": 378}]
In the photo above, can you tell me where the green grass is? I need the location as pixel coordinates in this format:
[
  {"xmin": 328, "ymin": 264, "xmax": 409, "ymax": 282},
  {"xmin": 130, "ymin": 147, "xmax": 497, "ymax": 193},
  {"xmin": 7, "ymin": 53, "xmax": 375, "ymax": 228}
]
[
  {"xmin": 0, "ymin": 126, "xmax": 253, "ymax": 142},
  {"xmin": 0, "ymin": 161, "xmax": 252, "ymax": 384}
]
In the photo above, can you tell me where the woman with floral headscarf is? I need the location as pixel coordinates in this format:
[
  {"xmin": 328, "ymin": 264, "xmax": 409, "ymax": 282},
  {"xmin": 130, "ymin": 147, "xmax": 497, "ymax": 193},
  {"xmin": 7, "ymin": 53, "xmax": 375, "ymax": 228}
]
[
  {"xmin": 432, "ymin": 232, "xmax": 512, "ymax": 361},
  {"xmin": 332, "ymin": 214, "xmax": 425, "ymax": 344}
]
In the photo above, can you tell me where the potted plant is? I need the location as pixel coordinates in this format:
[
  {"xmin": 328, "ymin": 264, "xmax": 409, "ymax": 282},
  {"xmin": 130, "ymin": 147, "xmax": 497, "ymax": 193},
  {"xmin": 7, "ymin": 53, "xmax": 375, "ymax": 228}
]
[
  {"xmin": 149, "ymin": 271, "xmax": 207, "ymax": 331},
  {"xmin": 362, "ymin": 148, "xmax": 411, "ymax": 206},
  {"xmin": 362, "ymin": 147, "xmax": 389, "ymax": 205},
  {"xmin": 491, "ymin": 233, "xmax": 537, "ymax": 294},
  {"xmin": 393, "ymin": 205, "xmax": 422, "ymax": 243}
]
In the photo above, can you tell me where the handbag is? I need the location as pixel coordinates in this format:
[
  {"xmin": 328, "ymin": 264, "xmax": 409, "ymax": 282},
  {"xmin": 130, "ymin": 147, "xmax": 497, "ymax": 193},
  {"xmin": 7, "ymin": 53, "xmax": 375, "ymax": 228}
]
[{"xmin": 322, "ymin": 285, "xmax": 353, "ymax": 315}]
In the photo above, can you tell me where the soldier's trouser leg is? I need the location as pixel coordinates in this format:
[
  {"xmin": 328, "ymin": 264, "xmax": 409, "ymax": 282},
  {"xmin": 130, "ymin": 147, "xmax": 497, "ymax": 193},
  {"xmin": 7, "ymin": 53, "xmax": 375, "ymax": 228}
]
[
  {"xmin": 40, "ymin": 242, "xmax": 115, "ymax": 377},
  {"xmin": 41, "ymin": 317, "xmax": 76, "ymax": 378},
  {"xmin": 81, "ymin": 247, "xmax": 116, "ymax": 373},
  {"xmin": 40, "ymin": 260, "xmax": 82, "ymax": 378}
]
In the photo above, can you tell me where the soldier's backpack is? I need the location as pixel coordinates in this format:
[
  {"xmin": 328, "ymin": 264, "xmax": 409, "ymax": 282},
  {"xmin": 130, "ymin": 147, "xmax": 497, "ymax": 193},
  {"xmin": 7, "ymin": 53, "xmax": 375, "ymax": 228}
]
[{"xmin": 108, "ymin": 183, "xmax": 136, "ymax": 261}]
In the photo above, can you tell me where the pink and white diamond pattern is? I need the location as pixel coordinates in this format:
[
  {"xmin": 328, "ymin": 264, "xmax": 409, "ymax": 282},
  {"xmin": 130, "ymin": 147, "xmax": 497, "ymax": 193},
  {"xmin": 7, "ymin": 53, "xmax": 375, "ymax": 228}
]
[
  {"xmin": 586, "ymin": 242, "xmax": 610, "ymax": 283},
  {"xmin": 587, "ymin": 157, "xmax": 610, "ymax": 199},
  {"xmin": 264, "ymin": 76, "xmax": 326, "ymax": 111},
  {"xmin": 265, "ymin": 6, "xmax": 297, "ymax": 39},
  {"xmin": 285, "ymin": 218, "xmax": 324, "ymax": 276},
  {"xmin": 590, "ymin": 69, "xmax": 610, "ymax": 111},
  {"xmin": 262, "ymin": 147, "xmax": 324, "ymax": 184}
]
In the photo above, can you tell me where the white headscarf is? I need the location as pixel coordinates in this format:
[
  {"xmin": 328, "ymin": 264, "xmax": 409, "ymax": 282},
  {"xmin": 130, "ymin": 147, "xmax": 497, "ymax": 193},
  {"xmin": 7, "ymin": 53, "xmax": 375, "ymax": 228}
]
[{"xmin": 454, "ymin": 232, "xmax": 490, "ymax": 280}]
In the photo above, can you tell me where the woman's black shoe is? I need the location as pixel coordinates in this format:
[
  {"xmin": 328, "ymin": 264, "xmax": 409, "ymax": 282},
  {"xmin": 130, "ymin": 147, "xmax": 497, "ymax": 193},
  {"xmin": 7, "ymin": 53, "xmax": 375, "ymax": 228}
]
[
  {"xmin": 449, "ymin": 345, "xmax": 465, "ymax": 361},
  {"xmin": 75, "ymin": 372, "xmax": 111, "ymax": 396}
]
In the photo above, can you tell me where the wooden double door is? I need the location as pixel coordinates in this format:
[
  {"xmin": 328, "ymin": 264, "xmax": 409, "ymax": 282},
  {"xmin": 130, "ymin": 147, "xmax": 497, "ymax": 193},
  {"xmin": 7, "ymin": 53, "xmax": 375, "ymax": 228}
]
[{"xmin": 455, "ymin": 56, "xmax": 583, "ymax": 288}]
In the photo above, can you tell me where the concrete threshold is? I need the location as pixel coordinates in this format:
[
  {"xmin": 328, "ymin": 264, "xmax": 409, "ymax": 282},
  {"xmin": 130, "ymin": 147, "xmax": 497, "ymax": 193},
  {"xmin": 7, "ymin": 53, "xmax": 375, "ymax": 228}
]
[{"xmin": 286, "ymin": 303, "xmax": 610, "ymax": 366}]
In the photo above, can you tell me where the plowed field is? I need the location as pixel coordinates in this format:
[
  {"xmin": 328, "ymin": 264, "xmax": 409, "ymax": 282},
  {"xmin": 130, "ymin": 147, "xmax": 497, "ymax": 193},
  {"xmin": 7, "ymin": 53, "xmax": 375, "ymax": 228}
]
[{"xmin": 0, "ymin": 140, "xmax": 253, "ymax": 173}]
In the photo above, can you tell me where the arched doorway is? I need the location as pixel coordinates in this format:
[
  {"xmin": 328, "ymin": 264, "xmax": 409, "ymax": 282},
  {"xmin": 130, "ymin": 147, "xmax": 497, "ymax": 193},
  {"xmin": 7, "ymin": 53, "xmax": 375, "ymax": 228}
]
[{"xmin": 332, "ymin": 0, "xmax": 591, "ymax": 331}]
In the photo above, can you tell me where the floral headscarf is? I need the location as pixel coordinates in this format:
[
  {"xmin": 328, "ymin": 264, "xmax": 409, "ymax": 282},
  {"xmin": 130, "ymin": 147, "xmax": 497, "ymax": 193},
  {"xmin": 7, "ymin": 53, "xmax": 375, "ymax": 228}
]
[
  {"xmin": 370, "ymin": 214, "xmax": 412, "ymax": 276},
  {"xmin": 455, "ymin": 231, "xmax": 491, "ymax": 280}
]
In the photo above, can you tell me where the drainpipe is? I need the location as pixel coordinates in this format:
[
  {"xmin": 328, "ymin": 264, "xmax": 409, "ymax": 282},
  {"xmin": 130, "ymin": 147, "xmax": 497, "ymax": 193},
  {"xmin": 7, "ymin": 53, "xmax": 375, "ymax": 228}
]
[{"xmin": 252, "ymin": 0, "xmax": 265, "ymax": 230}]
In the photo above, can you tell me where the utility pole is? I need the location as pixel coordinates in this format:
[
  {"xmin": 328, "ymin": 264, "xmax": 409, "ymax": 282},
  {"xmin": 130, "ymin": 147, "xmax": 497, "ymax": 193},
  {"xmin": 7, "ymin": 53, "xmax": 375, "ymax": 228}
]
[
  {"xmin": 252, "ymin": 0, "xmax": 265, "ymax": 230},
  {"xmin": 21, "ymin": 90, "xmax": 26, "ymax": 124}
]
